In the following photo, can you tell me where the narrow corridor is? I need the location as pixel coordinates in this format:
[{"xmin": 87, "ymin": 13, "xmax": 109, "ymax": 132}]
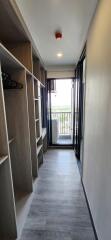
[{"xmin": 20, "ymin": 150, "xmax": 96, "ymax": 240}]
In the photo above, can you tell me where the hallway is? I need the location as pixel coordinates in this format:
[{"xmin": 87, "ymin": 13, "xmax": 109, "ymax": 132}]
[{"xmin": 20, "ymin": 150, "xmax": 96, "ymax": 240}]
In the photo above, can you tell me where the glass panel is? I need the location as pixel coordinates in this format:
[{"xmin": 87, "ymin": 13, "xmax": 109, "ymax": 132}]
[{"xmin": 51, "ymin": 79, "xmax": 72, "ymax": 145}]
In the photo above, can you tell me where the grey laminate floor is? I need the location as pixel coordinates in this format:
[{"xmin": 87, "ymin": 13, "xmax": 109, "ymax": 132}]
[
  {"xmin": 57, "ymin": 136, "xmax": 72, "ymax": 145},
  {"xmin": 20, "ymin": 150, "xmax": 96, "ymax": 240}
]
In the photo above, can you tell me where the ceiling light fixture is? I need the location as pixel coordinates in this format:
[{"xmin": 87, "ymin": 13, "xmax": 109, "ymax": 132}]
[{"xmin": 57, "ymin": 52, "xmax": 63, "ymax": 58}]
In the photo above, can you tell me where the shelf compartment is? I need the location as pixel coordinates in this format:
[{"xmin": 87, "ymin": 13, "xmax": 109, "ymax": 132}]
[
  {"xmin": 0, "ymin": 43, "xmax": 45, "ymax": 87},
  {"xmin": 26, "ymin": 75, "xmax": 38, "ymax": 178},
  {"xmin": 33, "ymin": 57, "xmax": 41, "ymax": 80},
  {"xmin": 35, "ymin": 100, "xmax": 39, "ymax": 119},
  {"xmin": 0, "ymin": 43, "xmax": 24, "ymax": 71},
  {"xmin": 15, "ymin": 190, "xmax": 33, "ymax": 236},
  {"xmin": 34, "ymin": 79, "xmax": 38, "ymax": 99},
  {"xmin": 40, "ymin": 66, "xmax": 45, "ymax": 86},
  {"xmin": 0, "ymin": 155, "xmax": 8, "ymax": 165},
  {"xmin": 3, "ymin": 69, "xmax": 33, "ymax": 193},
  {"xmin": 4, "ymin": 42, "xmax": 33, "ymax": 73}
]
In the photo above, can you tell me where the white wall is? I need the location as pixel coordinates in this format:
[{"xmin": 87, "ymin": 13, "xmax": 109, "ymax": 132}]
[
  {"xmin": 47, "ymin": 65, "xmax": 75, "ymax": 79},
  {"xmin": 47, "ymin": 70, "xmax": 74, "ymax": 79},
  {"xmin": 83, "ymin": 1, "xmax": 111, "ymax": 240}
]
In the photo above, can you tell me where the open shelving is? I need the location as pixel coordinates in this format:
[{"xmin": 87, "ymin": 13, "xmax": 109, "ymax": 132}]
[
  {"xmin": 26, "ymin": 68, "xmax": 44, "ymax": 178},
  {"xmin": 33, "ymin": 79, "xmax": 44, "ymax": 168},
  {"xmin": 0, "ymin": 64, "xmax": 17, "ymax": 239},
  {"xmin": 33, "ymin": 56, "xmax": 41, "ymax": 80},
  {"xmin": 0, "ymin": 48, "xmax": 35, "ymax": 239},
  {"xmin": 0, "ymin": 1, "xmax": 46, "ymax": 239},
  {"xmin": 4, "ymin": 42, "xmax": 33, "ymax": 73},
  {"xmin": 0, "ymin": 43, "xmax": 45, "ymax": 88},
  {"xmin": 35, "ymin": 98, "xmax": 39, "ymax": 118},
  {"xmin": 26, "ymin": 73, "xmax": 38, "ymax": 178},
  {"xmin": 3, "ymin": 68, "xmax": 33, "ymax": 191},
  {"xmin": 40, "ymin": 66, "xmax": 46, "ymax": 86}
]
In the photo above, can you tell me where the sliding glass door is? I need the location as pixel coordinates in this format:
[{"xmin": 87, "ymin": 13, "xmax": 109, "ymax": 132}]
[{"xmin": 47, "ymin": 79, "xmax": 73, "ymax": 146}]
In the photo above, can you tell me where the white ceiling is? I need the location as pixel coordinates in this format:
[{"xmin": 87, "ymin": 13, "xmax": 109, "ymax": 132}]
[{"xmin": 15, "ymin": 0, "xmax": 98, "ymax": 69}]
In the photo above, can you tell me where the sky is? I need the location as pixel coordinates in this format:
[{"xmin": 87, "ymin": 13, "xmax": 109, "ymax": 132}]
[{"xmin": 51, "ymin": 79, "xmax": 72, "ymax": 109}]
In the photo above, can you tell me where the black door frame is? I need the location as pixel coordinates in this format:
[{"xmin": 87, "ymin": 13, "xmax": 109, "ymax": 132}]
[{"xmin": 47, "ymin": 78, "xmax": 74, "ymax": 148}]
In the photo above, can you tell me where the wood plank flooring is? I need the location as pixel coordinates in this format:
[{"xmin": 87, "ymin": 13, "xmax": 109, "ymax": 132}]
[{"xmin": 20, "ymin": 150, "xmax": 96, "ymax": 240}]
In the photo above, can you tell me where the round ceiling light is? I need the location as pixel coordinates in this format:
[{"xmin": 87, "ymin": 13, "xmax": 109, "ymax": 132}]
[{"xmin": 57, "ymin": 52, "xmax": 63, "ymax": 58}]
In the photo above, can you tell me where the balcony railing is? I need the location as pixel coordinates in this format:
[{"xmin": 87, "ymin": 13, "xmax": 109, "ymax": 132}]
[{"xmin": 52, "ymin": 112, "xmax": 72, "ymax": 135}]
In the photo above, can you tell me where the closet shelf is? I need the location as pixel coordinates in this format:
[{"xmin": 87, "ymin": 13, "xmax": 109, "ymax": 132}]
[
  {"xmin": 0, "ymin": 43, "xmax": 24, "ymax": 70},
  {"xmin": 35, "ymin": 118, "xmax": 39, "ymax": 122},
  {"xmin": 0, "ymin": 155, "xmax": 8, "ymax": 165},
  {"xmin": 0, "ymin": 44, "xmax": 45, "ymax": 88},
  {"xmin": 9, "ymin": 138, "xmax": 15, "ymax": 145},
  {"xmin": 34, "ymin": 98, "xmax": 39, "ymax": 101},
  {"xmin": 36, "ymin": 136, "xmax": 41, "ymax": 143},
  {"xmin": 33, "ymin": 75, "xmax": 45, "ymax": 88},
  {"xmin": 37, "ymin": 144, "xmax": 42, "ymax": 155},
  {"xmin": 26, "ymin": 69, "xmax": 45, "ymax": 88}
]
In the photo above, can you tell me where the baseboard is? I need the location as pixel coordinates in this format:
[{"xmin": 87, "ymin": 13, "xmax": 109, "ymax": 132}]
[{"xmin": 81, "ymin": 180, "xmax": 99, "ymax": 240}]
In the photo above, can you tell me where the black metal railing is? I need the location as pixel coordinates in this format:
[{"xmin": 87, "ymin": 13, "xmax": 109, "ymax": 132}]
[{"xmin": 51, "ymin": 112, "xmax": 72, "ymax": 135}]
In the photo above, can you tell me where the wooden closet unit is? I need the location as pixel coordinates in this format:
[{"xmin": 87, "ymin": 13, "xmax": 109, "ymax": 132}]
[
  {"xmin": 4, "ymin": 41, "xmax": 33, "ymax": 72},
  {"xmin": 0, "ymin": 0, "xmax": 47, "ymax": 238}
]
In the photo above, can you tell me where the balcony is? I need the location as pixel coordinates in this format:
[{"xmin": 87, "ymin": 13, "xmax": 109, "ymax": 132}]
[{"xmin": 51, "ymin": 112, "xmax": 72, "ymax": 144}]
